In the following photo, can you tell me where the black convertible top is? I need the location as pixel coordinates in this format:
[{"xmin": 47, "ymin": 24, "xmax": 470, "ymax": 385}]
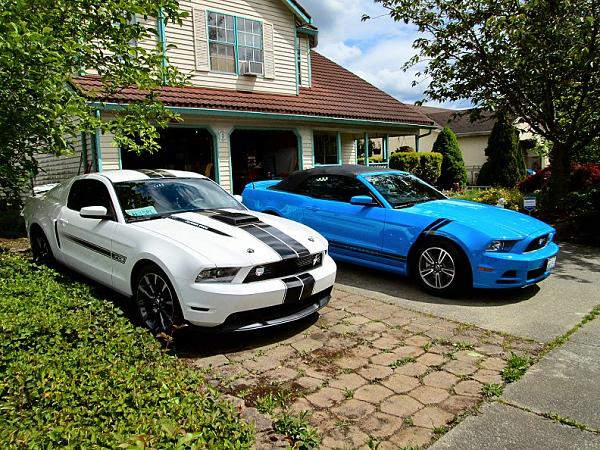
[{"xmin": 274, "ymin": 164, "xmax": 397, "ymax": 192}]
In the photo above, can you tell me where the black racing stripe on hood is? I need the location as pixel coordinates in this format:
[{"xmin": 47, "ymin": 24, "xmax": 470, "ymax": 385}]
[
  {"xmin": 255, "ymin": 223, "xmax": 310, "ymax": 257},
  {"xmin": 198, "ymin": 210, "xmax": 311, "ymax": 259},
  {"xmin": 169, "ymin": 216, "xmax": 232, "ymax": 237},
  {"xmin": 242, "ymin": 224, "xmax": 298, "ymax": 259}
]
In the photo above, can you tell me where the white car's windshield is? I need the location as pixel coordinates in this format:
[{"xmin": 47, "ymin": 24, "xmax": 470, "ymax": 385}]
[
  {"xmin": 365, "ymin": 173, "xmax": 446, "ymax": 208},
  {"xmin": 114, "ymin": 178, "xmax": 243, "ymax": 221}
]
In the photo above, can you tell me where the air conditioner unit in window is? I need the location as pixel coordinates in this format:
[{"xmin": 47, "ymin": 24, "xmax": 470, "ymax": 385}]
[{"xmin": 240, "ymin": 61, "xmax": 263, "ymax": 76}]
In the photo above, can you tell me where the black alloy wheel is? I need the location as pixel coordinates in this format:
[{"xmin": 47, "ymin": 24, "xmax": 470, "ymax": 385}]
[{"xmin": 134, "ymin": 266, "xmax": 182, "ymax": 334}]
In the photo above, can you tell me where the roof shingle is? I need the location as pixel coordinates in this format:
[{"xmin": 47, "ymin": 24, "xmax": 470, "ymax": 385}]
[
  {"xmin": 412, "ymin": 105, "xmax": 495, "ymax": 134},
  {"xmin": 72, "ymin": 51, "xmax": 434, "ymax": 126}
]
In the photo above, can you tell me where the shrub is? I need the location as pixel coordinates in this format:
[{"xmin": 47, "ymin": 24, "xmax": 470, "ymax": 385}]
[
  {"xmin": 0, "ymin": 253, "xmax": 254, "ymax": 448},
  {"xmin": 357, "ymin": 155, "xmax": 383, "ymax": 165},
  {"xmin": 455, "ymin": 187, "xmax": 524, "ymax": 211},
  {"xmin": 388, "ymin": 151, "xmax": 442, "ymax": 184},
  {"xmin": 477, "ymin": 112, "xmax": 527, "ymax": 187},
  {"xmin": 518, "ymin": 166, "xmax": 552, "ymax": 193},
  {"xmin": 519, "ymin": 163, "xmax": 600, "ymax": 194},
  {"xmin": 433, "ymin": 127, "xmax": 468, "ymax": 189}
]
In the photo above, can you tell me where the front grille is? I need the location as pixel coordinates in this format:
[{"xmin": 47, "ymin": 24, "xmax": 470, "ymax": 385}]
[
  {"xmin": 244, "ymin": 253, "xmax": 323, "ymax": 283},
  {"xmin": 525, "ymin": 234, "xmax": 550, "ymax": 253},
  {"xmin": 527, "ymin": 264, "xmax": 547, "ymax": 280}
]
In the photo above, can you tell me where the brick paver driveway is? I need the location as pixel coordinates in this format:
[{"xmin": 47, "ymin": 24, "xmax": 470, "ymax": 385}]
[{"xmin": 180, "ymin": 289, "xmax": 540, "ymax": 449}]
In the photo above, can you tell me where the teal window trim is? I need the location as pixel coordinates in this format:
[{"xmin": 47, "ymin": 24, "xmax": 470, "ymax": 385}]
[
  {"xmin": 207, "ymin": 10, "xmax": 264, "ymax": 76},
  {"xmin": 364, "ymin": 132, "xmax": 370, "ymax": 166},
  {"xmin": 294, "ymin": 30, "xmax": 300, "ymax": 94}
]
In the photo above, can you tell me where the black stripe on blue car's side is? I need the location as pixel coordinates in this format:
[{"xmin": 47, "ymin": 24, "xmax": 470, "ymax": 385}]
[
  {"xmin": 422, "ymin": 218, "xmax": 446, "ymax": 233},
  {"xmin": 169, "ymin": 216, "xmax": 232, "ymax": 237},
  {"xmin": 62, "ymin": 233, "xmax": 127, "ymax": 264},
  {"xmin": 329, "ymin": 241, "xmax": 407, "ymax": 262}
]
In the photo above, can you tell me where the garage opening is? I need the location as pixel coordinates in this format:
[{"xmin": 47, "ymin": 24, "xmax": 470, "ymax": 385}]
[
  {"xmin": 121, "ymin": 128, "xmax": 216, "ymax": 180},
  {"xmin": 230, "ymin": 129, "xmax": 299, "ymax": 194}
]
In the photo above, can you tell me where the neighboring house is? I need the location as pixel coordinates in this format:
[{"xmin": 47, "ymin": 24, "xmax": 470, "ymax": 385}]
[
  {"xmin": 34, "ymin": 0, "xmax": 434, "ymax": 193},
  {"xmin": 392, "ymin": 106, "xmax": 548, "ymax": 185}
]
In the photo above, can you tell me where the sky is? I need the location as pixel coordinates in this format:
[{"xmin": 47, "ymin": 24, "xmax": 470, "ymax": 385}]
[{"xmin": 300, "ymin": 0, "xmax": 468, "ymax": 109}]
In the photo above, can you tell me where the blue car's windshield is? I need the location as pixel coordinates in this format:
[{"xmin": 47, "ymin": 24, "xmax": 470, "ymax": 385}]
[
  {"xmin": 114, "ymin": 178, "xmax": 243, "ymax": 222},
  {"xmin": 365, "ymin": 173, "xmax": 446, "ymax": 208}
]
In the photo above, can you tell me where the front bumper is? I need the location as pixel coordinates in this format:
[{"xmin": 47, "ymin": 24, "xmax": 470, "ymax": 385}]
[
  {"xmin": 175, "ymin": 254, "xmax": 337, "ymax": 328},
  {"xmin": 472, "ymin": 242, "xmax": 560, "ymax": 289}
]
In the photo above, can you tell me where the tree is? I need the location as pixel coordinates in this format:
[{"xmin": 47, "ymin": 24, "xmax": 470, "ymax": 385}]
[
  {"xmin": 432, "ymin": 127, "xmax": 467, "ymax": 189},
  {"xmin": 477, "ymin": 113, "xmax": 527, "ymax": 187},
  {"xmin": 371, "ymin": 0, "xmax": 600, "ymax": 208},
  {"xmin": 0, "ymin": 0, "xmax": 186, "ymax": 207}
]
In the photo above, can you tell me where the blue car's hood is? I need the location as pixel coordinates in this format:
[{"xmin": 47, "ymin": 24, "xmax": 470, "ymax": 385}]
[{"xmin": 408, "ymin": 199, "xmax": 552, "ymax": 238}]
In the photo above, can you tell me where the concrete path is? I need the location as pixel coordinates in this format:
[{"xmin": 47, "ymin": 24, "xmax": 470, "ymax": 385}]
[
  {"xmin": 335, "ymin": 242, "xmax": 600, "ymax": 343},
  {"xmin": 432, "ymin": 317, "xmax": 600, "ymax": 449}
]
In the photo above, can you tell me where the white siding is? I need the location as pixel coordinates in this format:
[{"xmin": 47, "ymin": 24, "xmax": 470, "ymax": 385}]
[
  {"xmin": 298, "ymin": 128, "xmax": 313, "ymax": 169},
  {"xmin": 99, "ymin": 130, "xmax": 121, "ymax": 171},
  {"xmin": 34, "ymin": 133, "xmax": 91, "ymax": 186},
  {"xmin": 341, "ymin": 134, "xmax": 356, "ymax": 165},
  {"xmin": 163, "ymin": 0, "xmax": 297, "ymax": 95}
]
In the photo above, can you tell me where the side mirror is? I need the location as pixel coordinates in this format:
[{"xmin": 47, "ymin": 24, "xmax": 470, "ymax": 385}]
[
  {"xmin": 80, "ymin": 206, "xmax": 110, "ymax": 219},
  {"xmin": 233, "ymin": 194, "xmax": 243, "ymax": 203},
  {"xmin": 350, "ymin": 195, "xmax": 376, "ymax": 206}
]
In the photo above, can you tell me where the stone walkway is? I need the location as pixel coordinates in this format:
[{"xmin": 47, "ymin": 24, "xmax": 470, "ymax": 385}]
[{"xmin": 182, "ymin": 289, "xmax": 541, "ymax": 449}]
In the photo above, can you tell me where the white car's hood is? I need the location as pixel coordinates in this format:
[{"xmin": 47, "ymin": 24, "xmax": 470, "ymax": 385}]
[{"xmin": 131, "ymin": 209, "xmax": 326, "ymax": 267}]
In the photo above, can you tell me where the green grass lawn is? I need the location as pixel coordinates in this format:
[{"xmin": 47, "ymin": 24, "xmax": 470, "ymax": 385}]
[{"xmin": 0, "ymin": 252, "xmax": 254, "ymax": 449}]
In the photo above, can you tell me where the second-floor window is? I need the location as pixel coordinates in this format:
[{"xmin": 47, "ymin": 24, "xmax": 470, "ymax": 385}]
[{"xmin": 207, "ymin": 12, "xmax": 264, "ymax": 75}]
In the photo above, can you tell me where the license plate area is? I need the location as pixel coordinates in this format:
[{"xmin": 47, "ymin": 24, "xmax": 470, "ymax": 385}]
[{"xmin": 547, "ymin": 256, "xmax": 557, "ymax": 271}]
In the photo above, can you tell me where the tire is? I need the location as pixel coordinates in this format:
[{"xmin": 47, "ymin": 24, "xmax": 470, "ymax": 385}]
[
  {"xmin": 133, "ymin": 264, "xmax": 183, "ymax": 334},
  {"xmin": 413, "ymin": 239, "xmax": 470, "ymax": 296},
  {"xmin": 30, "ymin": 227, "xmax": 54, "ymax": 266}
]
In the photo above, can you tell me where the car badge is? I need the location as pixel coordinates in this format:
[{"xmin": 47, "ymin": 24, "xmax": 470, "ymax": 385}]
[
  {"xmin": 255, "ymin": 267, "xmax": 265, "ymax": 277},
  {"xmin": 538, "ymin": 237, "xmax": 546, "ymax": 246},
  {"xmin": 313, "ymin": 254, "xmax": 321, "ymax": 266},
  {"xmin": 308, "ymin": 236, "xmax": 315, "ymax": 242},
  {"xmin": 247, "ymin": 248, "xmax": 255, "ymax": 254}
]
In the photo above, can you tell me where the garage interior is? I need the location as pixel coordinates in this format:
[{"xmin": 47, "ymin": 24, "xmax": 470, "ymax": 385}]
[
  {"xmin": 120, "ymin": 128, "xmax": 216, "ymax": 180},
  {"xmin": 230, "ymin": 130, "xmax": 299, "ymax": 194}
]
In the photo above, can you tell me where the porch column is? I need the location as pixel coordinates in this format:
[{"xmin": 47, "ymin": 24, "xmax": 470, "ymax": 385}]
[
  {"xmin": 364, "ymin": 132, "xmax": 370, "ymax": 166},
  {"xmin": 212, "ymin": 124, "xmax": 234, "ymax": 193},
  {"xmin": 383, "ymin": 134, "xmax": 389, "ymax": 160}
]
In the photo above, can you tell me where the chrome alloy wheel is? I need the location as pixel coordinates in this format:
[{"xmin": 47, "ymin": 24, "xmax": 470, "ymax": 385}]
[
  {"xmin": 136, "ymin": 272, "xmax": 175, "ymax": 333},
  {"xmin": 418, "ymin": 246, "xmax": 456, "ymax": 290}
]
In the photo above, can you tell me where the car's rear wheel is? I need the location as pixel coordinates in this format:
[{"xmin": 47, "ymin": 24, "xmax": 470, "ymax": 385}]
[
  {"xmin": 30, "ymin": 227, "xmax": 54, "ymax": 266},
  {"xmin": 413, "ymin": 239, "xmax": 469, "ymax": 296},
  {"xmin": 134, "ymin": 265, "xmax": 183, "ymax": 334}
]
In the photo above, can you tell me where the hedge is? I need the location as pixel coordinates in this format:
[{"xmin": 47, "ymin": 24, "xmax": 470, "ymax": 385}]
[
  {"xmin": 452, "ymin": 187, "xmax": 524, "ymax": 211},
  {"xmin": 0, "ymin": 253, "xmax": 254, "ymax": 449},
  {"xmin": 388, "ymin": 151, "xmax": 443, "ymax": 184}
]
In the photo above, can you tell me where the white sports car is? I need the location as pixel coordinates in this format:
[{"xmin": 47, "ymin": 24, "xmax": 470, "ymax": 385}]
[{"xmin": 23, "ymin": 169, "xmax": 336, "ymax": 333}]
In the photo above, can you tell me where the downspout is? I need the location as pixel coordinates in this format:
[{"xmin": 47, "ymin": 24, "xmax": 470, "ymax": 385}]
[
  {"xmin": 415, "ymin": 129, "xmax": 433, "ymax": 152},
  {"xmin": 157, "ymin": 7, "xmax": 168, "ymax": 84}
]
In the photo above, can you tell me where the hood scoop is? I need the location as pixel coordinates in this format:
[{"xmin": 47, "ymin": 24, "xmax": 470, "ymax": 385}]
[{"xmin": 209, "ymin": 210, "xmax": 261, "ymax": 226}]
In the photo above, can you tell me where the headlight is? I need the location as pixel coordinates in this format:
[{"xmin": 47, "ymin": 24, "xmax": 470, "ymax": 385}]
[
  {"xmin": 486, "ymin": 240, "xmax": 519, "ymax": 252},
  {"xmin": 195, "ymin": 267, "xmax": 240, "ymax": 283}
]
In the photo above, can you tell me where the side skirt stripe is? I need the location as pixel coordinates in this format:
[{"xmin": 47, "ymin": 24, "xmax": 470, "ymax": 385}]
[
  {"xmin": 62, "ymin": 233, "xmax": 127, "ymax": 264},
  {"xmin": 329, "ymin": 241, "xmax": 407, "ymax": 262}
]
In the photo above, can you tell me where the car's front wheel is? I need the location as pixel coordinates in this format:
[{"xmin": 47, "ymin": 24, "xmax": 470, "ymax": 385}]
[
  {"xmin": 134, "ymin": 264, "xmax": 183, "ymax": 334},
  {"xmin": 413, "ymin": 239, "xmax": 469, "ymax": 296}
]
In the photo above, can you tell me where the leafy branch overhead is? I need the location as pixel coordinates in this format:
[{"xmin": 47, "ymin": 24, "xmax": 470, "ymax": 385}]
[
  {"xmin": 0, "ymin": 0, "xmax": 187, "ymax": 206},
  {"xmin": 372, "ymin": 0, "xmax": 600, "ymax": 206}
]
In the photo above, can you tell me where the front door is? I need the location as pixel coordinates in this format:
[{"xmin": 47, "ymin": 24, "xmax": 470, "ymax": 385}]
[{"xmin": 57, "ymin": 178, "xmax": 117, "ymax": 286}]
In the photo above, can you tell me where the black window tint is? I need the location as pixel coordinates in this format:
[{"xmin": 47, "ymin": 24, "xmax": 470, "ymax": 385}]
[
  {"xmin": 67, "ymin": 179, "xmax": 114, "ymax": 215},
  {"xmin": 296, "ymin": 175, "xmax": 372, "ymax": 203}
]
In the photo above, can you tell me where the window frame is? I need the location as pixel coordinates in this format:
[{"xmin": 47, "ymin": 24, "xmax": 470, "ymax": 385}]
[
  {"xmin": 207, "ymin": 11, "xmax": 265, "ymax": 76},
  {"xmin": 67, "ymin": 179, "xmax": 117, "ymax": 220},
  {"xmin": 313, "ymin": 131, "xmax": 341, "ymax": 166},
  {"xmin": 294, "ymin": 174, "xmax": 378, "ymax": 205}
]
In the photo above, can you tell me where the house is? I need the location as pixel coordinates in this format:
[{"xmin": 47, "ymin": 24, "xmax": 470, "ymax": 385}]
[
  {"xmin": 34, "ymin": 0, "xmax": 435, "ymax": 193},
  {"xmin": 392, "ymin": 106, "xmax": 548, "ymax": 184}
]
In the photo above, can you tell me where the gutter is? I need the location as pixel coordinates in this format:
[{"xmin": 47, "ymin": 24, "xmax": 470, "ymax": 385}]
[{"xmin": 91, "ymin": 102, "xmax": 437, "ymax": 130}]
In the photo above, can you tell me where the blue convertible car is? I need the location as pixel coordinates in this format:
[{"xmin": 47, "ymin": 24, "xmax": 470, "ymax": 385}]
[{"xmin": 242, "ymin": 166, "xmax": 559, "ymax": 295}]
